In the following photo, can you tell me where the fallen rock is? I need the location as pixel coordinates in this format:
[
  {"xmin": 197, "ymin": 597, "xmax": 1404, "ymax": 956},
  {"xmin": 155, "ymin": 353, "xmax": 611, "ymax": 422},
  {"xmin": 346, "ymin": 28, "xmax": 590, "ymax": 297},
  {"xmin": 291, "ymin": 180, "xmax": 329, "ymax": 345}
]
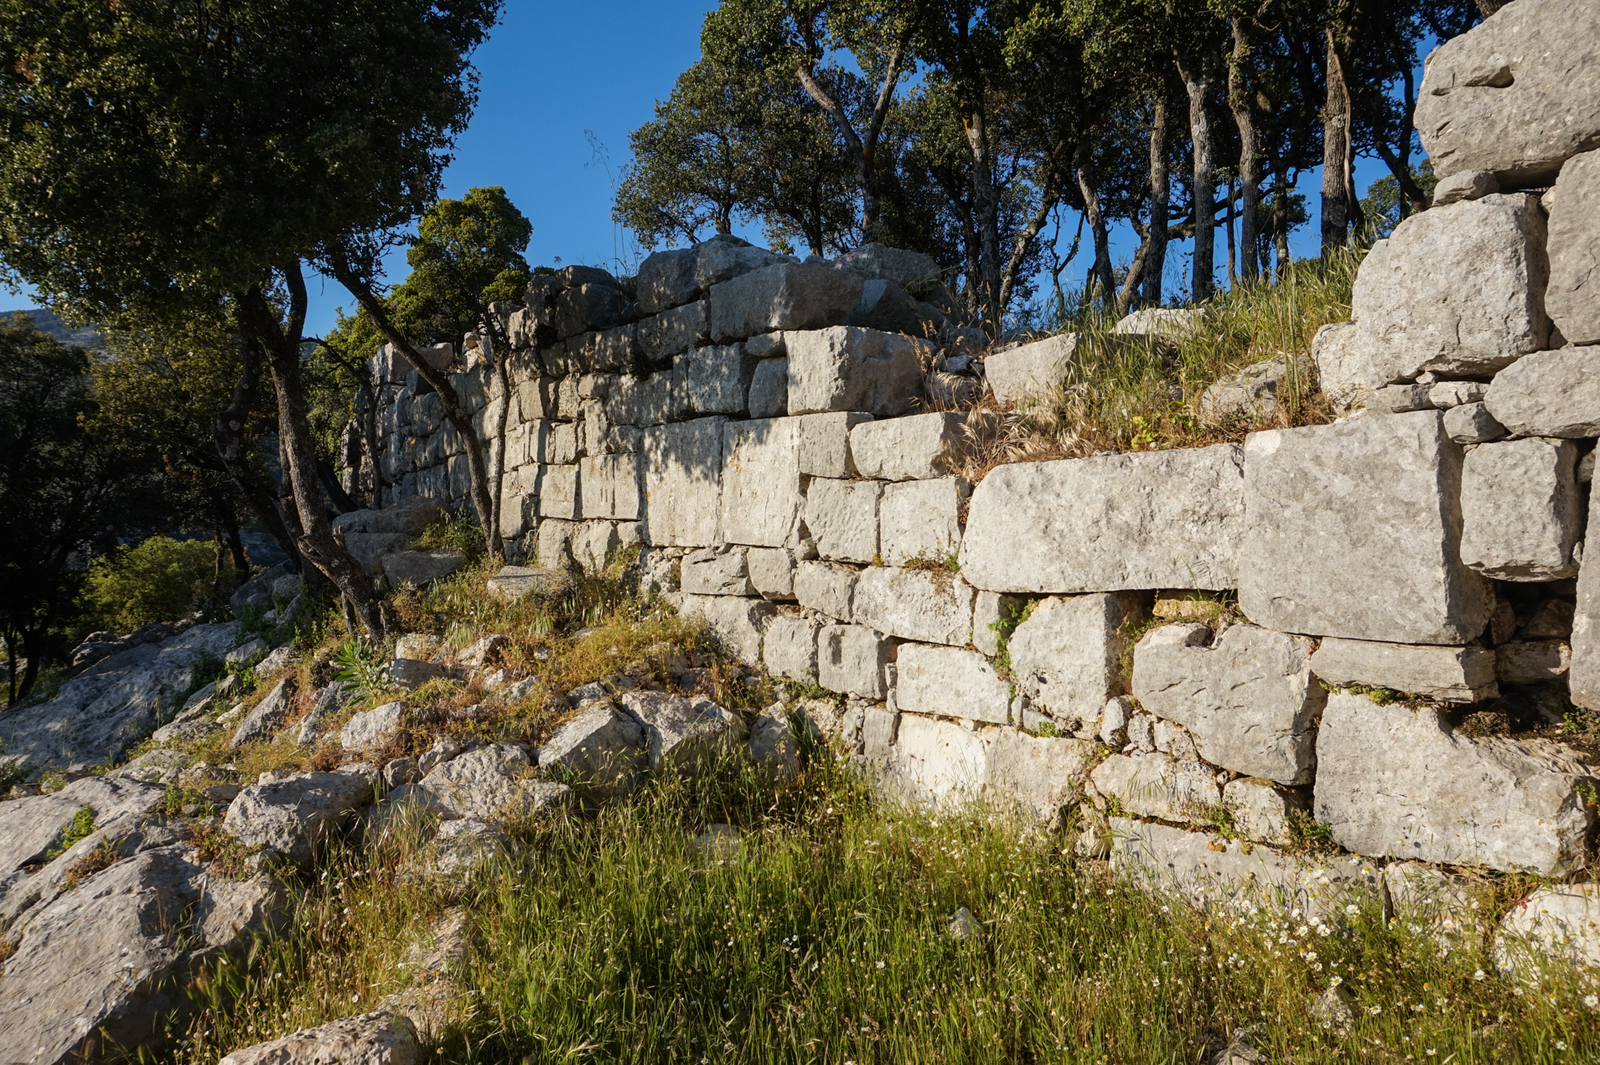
[
  {"xmin": 1197, "ymin": 355, "xmax": 1299, "ymax": 423},
  {"xmin": 540, "ymin": 701, "xmax": 645, "ymax": 791},
  {"xmin": 1111, "ymin": 308, "xmax": 1203, "ymax": 343},
  {"xmin": 983, "ymin": 333, "xmax": 1090, "ymax": 406},
  {"xmin": 382, "ymin": 548, "xmax": 465, "ymax": 589},
  {"xmin": 223, "ymin": 766, "xmax": 376, "ymax": 866},
  {"xmin": 229, "ymin": 677, "xmax": 296, "ymax": 749},
  {"xmin": 402, "ymin": 742, "xmax": 567, "ymax": 825},
  {"xmin": 225, "ymin": 636, "xmax": 270, "ymax": 672},
  {"xmin": 620, "ymin": 691, "xmax": 747, "ymax": 772},
  {"xmin": 340, "ymin": 702, "xmax": 407, "ymax": 753},
  {"xmin": 749, "ymin": 708, "xmax": 800, "ymax": 781},
  {"xmin": 428, "ymin": 818, "xmax": 510, "ymax": 878},
  {"xmin": 1494, "ymin": 883, "xmax": 1600, "ymax": 980},
  {"xmin": 217, "ymin": 1011, "xmax": 422, "ymax": 1065},
  {"xmin": 486, "ymin": 565, "xmax": 571, "ymax": 602}
]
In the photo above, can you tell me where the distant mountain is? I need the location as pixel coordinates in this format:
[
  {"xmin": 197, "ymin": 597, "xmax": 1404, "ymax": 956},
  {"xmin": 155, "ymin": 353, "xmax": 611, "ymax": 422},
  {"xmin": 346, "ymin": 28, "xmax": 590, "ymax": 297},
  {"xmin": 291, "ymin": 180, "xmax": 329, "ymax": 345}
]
[{"xmin": 1, "ymin": 307, "xmax": 105, "ymax": 349}]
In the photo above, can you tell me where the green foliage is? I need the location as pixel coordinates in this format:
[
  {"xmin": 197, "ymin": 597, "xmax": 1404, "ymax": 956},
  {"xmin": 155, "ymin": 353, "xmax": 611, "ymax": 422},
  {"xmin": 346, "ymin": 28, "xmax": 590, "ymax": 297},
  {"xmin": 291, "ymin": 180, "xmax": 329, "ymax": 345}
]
[
  {"xmin": 46, "ymin": 804, "xmax": 96, "ymax": 859},
  {"xmin": 330, "ymin": 640, "xmax": 392, "ymax": 701},
  {"xmin": 1361, "ymin": 160, "xmax": 1438, "ymax": 240},
  {"xmin": 1284, "ymin": 808, "xmax": 1339, "ymax": 856},
  {"xmin": 416, "ymin": 508, "xmax": 488, "ymax": 566},
  {"xmin": 158, "ymin": 784, "xmax": 219, "ymax": 820},
  {"xmin": 85, "ymin": 536, "xmax": 225, "ymax": 633}
]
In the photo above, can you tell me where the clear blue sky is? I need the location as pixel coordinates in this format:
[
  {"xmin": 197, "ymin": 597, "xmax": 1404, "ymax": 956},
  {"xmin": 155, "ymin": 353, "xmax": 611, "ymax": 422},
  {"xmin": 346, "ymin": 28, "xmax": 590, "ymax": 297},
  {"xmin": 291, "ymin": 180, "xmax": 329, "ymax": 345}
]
[{"xmin": 3, "ymin": 2, "xmax": 1399, "ymax": 338}]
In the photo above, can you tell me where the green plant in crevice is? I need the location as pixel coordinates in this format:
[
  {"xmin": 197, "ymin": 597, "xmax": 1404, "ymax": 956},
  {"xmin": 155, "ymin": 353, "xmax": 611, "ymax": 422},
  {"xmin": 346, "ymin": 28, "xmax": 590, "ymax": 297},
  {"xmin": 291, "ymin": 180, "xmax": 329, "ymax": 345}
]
[
  {"xmin": 46, "ymin": 804, "xmax": 96, "ymax": 859},
  {"xmin": 331, "ymin": 639, "xmax": 391, "ymax": 700}
]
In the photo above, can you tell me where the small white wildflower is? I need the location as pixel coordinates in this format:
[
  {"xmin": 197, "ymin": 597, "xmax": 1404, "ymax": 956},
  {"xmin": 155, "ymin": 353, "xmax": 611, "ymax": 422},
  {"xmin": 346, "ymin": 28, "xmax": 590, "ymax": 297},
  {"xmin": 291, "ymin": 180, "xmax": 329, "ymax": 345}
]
[
  {"xmin": 1585, "ymin": 994, "xmax": 1598, "ymax": 1008},
  {"xmin": 1473, "ymin": 969, "xmax": 1487, "ymax": 981}
]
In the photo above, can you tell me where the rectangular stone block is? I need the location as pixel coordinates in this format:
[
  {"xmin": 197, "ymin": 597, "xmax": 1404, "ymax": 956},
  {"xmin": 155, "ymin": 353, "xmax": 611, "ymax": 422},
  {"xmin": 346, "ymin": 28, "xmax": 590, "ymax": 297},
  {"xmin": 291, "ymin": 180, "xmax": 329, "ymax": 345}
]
[
  {"xmin": 879, "ymin": 477, "xmax": 968, "ymax": 567},
  {"xmin": 578, "ymin": 454, "xmax": 641, "ymax": 521},
  {"xmin": 1483, "ymin": 347, "xmax": 1600, "ymax": 437},
  {"xmin": 639, "ymin": 417, "xmax": 725, "ymax": 547},
  {"xmin": 984, "ymin": 333, "xmax": 1081, "ymax": 406},
  {"xmin": 680, "ymin": 594, "xmax": 776, "ymax": 668},
  {"xmin": 1314, "ymin": 692, "xmax": 1596, "ymax": 876},
  {"xmin": 895, "ymin": 643, "xmax": 1009, "ymax": 724},
  {"xmin": 798, "ymin": 411, "xmax": 872, "ymax": 478},
  {"xmin": 818, "ymin": 624, "xmax": 895, "ymax": 699},
  {"xmin": 960, "ymin": 444, "xmax": 1244, "ymax": 595},
  {"xmin": 852, "ymin": 567, "xmax": 973, "ymax": 647},
  {"xmin": 850, "ymin": 413, "xmax": 975, "ymax": 481},
  {"xmin": 1007, "ymin": 594, "xmax": 1131, "ymax": 732},
  {"xmin": 1089, "ymin": 752, "xmax": 1220, "ymax": 826},
  {"xmin": 1309, "ymin": 637, "xmax": 1497, "ymax": 703},
  {"xmin": 1131, "ymin": 622, "xmax": 1323, "ymax": 785},
  {"xmin": 1546, "ymin": 148, "xmax": 1600, "ymax": 346},
  {"xmin": 571, "ymin": 323, "xmax": 639, "ymax": 373},
  {"xmin": 709, "ymin": 264, "xmax": 863, "ymax": 342},
  {"xmin": 681, "ymin": 547, "xmax": 753, "ymax": 596},
  {"xmin": 794, "ymin": 561, "xmax": 857, "ymax": 622},
  {"xmin": 882, "ymin": 714, "xmax": 989, "ymax": 810},
  {"xmin": 637, "ymin": 300, "xmax": 709, "ymax": 360},
  {"xmin": 720, "ymin": 417, "xmax": 801, "ymax": 547},
  {"xmin": 982, "ymin": 729, "xmax": 1094, "ymax": 824},
  {"xmin": 1462, "ymin": 436, "xmax": 1581, "ymax": 581},
  {"xmin": 534, "ymin": 464, "xmax": 579, "ymax": 520},
  {"xmin": 747, "ymin": 357, "xmax": 787, "ymax": 418},
  {"xmin": 763, "ymin": 615, "xmax": 819, "ymax": 681},
  {"xmin": 674, "ymin": 344, "xmax": 756, "ymax": 416},
  {"xmin": 804, "ymin": 478, "xmax": 882, "ymax": 564},
  {"xmin": 1571, "ymin": 476, "xmax": 1600, "ymax": 708},
  {"xmin": 1239, "ymin": 412, "xmax": 1490, "ymax": 644},
  {"xmin": 606, "ymin": 372, "xmax": 686, "ymax": 427},
  {"xmin": 785, "ymin": 325, "xmax": 926, "ymax": 418},
  {"xmin": 636, "ymin": 247, "xmax": 697, "ymax": 315},
  {"xmin": 746, "ymin": 547, "xmax": 797, "ymax": 600}
]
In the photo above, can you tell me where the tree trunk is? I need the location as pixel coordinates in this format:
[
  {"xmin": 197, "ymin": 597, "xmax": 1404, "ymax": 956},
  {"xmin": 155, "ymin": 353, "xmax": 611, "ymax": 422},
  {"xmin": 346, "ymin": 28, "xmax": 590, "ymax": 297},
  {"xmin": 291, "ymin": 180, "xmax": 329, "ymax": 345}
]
[
  {"xmin": 958, "ymin": 95, "xmax": 1004, "ymax": 330},
  {"xmin": 1321, "ymin": 28, "xmax": 1354, "ymax": 255},
  {"xmin": 1144, "ymin": 94, "xmax": 1171, "ymax": 308},
  {"xmin": 1229, "ymin": 15, "xmax": 1261, "ymax": 282},
  {"xmin": 213, "ymin": 337, "xmax": 301, "ymax": 569},
  {"xmin": 1226, "ymin": 177, "xmax": 1238, "ymax": 287},
  {"xmin": 1274, "ymin": 163, "xmax": 1292, "ymax": 277},
  {"xmin": 1477, "ymin": 0, "xmax": 1504, "ymax": 17},
  {"xmin": 795, "ymin": 43, "xmax": 904, "ymax": 242},
  {"xmin": 1178, "ymin": 58, "xmax": 1217, "ymax": 302},
  {"xmin": 1075, "ymin": 145, "xmax": 1115, "ymax": 306}
]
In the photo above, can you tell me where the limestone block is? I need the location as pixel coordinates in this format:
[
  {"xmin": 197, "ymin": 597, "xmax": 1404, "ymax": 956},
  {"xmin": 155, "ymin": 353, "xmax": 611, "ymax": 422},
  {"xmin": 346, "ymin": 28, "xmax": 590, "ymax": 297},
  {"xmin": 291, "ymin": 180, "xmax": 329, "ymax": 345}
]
[
  {"xmin": 882, "ymin": 713, "xmax": 989, "ymax": 809},
  {"xmin": 850, "ymin": 277, "xmax": 927, "ymax": 334},
  {"xmin": 534, "ymin": 464, "xmax": 579, "ymax": 520},
  {"xmin": 1483, "ymin": 347, "xmax": 1600, "ymax": 437},
  {"xmin": 572, "ymin": 522, "xmax": 622, "ymax": 574},
  {"xmin": 1546, "ymin": 149, "xmax": 1600, "ymax": 346},
  {"xmin": 709, "ymin": 264, "xmax": 863, "ymax": 342},
  {"xmin": 1571, "ymin": 485, "xmax": 1600, "ymax": 708},
  {"xmin": 1496, "ymin": 639, "xmax": 1571, "ymax": 683},
  {"xmin": 675, "ymin": 344, "xmax": 756, "ymax": 416},
  {"xmin": 1346, "ymin": 195, "xmax": 1549, "ymax": 379},
  {"xmin": 834, "ymin": 243, "xmax": 941, "ymax": 290},
  {"xmin": 720, "ymin": 417, "xmax": 801, "ymax": 547},
  {"xmin": 1370, "ymin": 383, "xmax": 1433, "ymax": 414},
  {"xmin": 570, "ymin": 324, "xmax": 639, "ymax": 373},
  {"xmin": 224, "ymin": 768, "xmax": 374, "ymax": 866},
  {"xmin": 1111, "ymin": 307, "xmax": 1203, "ymax": 343},
  {"xmin": 619, "ymin": 691, "xmax": 745, "ymax": 773},
  {"xmin": 983, "ymin": 728, "xmax": 1094, "ymax": 823},
  {"xmin": 797, "ymin": 411, "xmax": 872, "ymax": 477},
  {"xmin": 960, "ymin": 444, "xmax": 1244, "ymax": 594},
  {"xmin": 1428, "ymin": 380, "xmax": 1488, "ymax": 409},
  {"xmin": 818, "ymin": 624, "xmax": 895, "ymax": 698},
  {"xmin": 1443, "ymin": 402, "xmax": 1508, "ymax": 444},
  {"xmin": 763, "ymin": 615, "xmax": 820, "ymax": 681},
  {"xmin": 217, "ymin": 1011, "xmax": 421, "ymax": 1065},
  {"xmin": 785, "ymin": 326, "xmax": 926, "ymax": 418},
  {"xmin": 1088, "ymin": 753, "xmax": 1221, "ymax": 825},
  {"xmin": 693, "ymin": 234, "xmax": 782, "ymax": 291},
  {"xmin": 749, "ymin": 709, "xmax": 800, "ymax": 781},
  {"xmin": 541, "ymin": 701, "xmax": 644, "ymax": 791},
  {"xmin": 852, "ymin": 567, "xmax": 973, "ymax": 646},
  {"xmin": 1494, "ymin": 883, "xmax": 1600, "ymax": 980},
  {"xmin": 1460, "ymin": 436, "xmax": 1581, "ymax": 581},
  {"xmin": 879, "ymin": 477, "xmax": 968, "ymax": 567},
  {"xmin": 1109, "ymin": 817, "xmax": 1382, "ymax": 921},
  {"xmin": 861, "ymin": 706, "xmax": 898, "ymax": 761},
  {"xmin": 1197, "ymin": 355, "xmax": 1298, "ymax": 422},
  {"xmin": 553, "ymin": 284, "xmax": 632, "ymax": 341},
  {"xmin": 746, "ymin": 547, "xmax": 797, "ymax": 600},
  {"xmin": 1309, "ymin": 638, "xmax": 1496, "ymax": 703},
  {"xmin": 681, "ymin": 547, "xmax": 754, "ymax": 596},
  {"xmin": 1311, "ymin": 321, "xmax": 1381, "ymax": 411},
  {"xmin": 1415, "ymin": 0, "xmax": 1600, "ymax": 186},
  {"xmin": 1222, "ymin": 778, "xmax": 1308, "ymax": 848},
  {"xmin": 640, "ymin": 417, "xmax": 725, "ymax": 547},
  {"xmin": 1240, "ymin": 412, "xmax": 1490, "ymax": 644},
  {"xmin": 636, "ymin": 247, "xmax": 697, "ymax": 315},
  {"xmin": 605, "ymin": 372, "xmax": 686, "ymax": 427},
  {"xmin": 577, "ymin": 454, "xmax": 641, "ymax": 521},
  {"xmin": 680, "ymin": 594, "xmax": 776, "ymax": 667},
  {"xmin": 747, "ymin": 357, "xmax": 788, "ymax": 418},
  {"xmin": 971, "ymin": 589, "xmax": 1025, "ymax": 658},
  {"xmin": 850, "ymin": 413, "xmax": 975, "ymax": 481},
  {"xmin": 485, "ymin": 565, "xmax": 570, "ymax": 602},
  {"xmin": 1007, "ymin": 594, "xmax": 1130, "ymax": 732},
  {"xmin": 339, "ymin": 702, "xmax": 406, "ymax": 753},
  {"xmin": 794, "ymin": 560, "xmax": 858, "ymax": 622},
  {"xmin": 895, "ymin": 644, "xmax": 1009, "ymax": 724},
  {"xmin": 804, "ymin": 478, "xmax": 882, "ymax": 564},
  {"xmin": 1313, "ymin": 692, "xmax": 1596, "ymax": 875},
  {"xmin": 1433, "ymin": 169, "xmax": 1500, "ymax": 206},
  {"xmin": 637, "ymin": 300, "xmax": 708, "ymax": 360},
  {"xmin": 984, "ymin": 333, "xmax": 1080, "ymax": 405},
  {"xmin": 549, "ymin": 422, "xmax": 578, "ymax": 464}
]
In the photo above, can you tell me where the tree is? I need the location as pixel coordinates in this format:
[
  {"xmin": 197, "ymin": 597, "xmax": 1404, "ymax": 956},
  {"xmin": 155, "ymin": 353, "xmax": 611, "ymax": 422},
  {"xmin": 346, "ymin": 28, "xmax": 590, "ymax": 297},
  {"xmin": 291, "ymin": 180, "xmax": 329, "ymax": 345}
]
[{"xmin": 0, "ymin": 0, "xmax": 502, "ymax": 637}]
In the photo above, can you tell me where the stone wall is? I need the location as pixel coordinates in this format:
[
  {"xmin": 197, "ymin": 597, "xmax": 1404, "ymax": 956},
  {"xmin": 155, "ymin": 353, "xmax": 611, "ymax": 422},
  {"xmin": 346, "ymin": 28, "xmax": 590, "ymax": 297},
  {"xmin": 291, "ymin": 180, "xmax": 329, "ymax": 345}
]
[{"xmin": 347, "ymin": 0, "xmax": 1600, "ymax": 911}]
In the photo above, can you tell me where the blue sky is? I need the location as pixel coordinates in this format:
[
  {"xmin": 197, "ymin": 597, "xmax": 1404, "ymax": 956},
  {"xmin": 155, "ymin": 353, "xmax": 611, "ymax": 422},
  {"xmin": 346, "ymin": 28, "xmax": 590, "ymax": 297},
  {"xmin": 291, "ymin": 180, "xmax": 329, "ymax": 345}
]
[{"xmin": 3, "ymin": 1, "xmax": 1397, "ymax": 338}]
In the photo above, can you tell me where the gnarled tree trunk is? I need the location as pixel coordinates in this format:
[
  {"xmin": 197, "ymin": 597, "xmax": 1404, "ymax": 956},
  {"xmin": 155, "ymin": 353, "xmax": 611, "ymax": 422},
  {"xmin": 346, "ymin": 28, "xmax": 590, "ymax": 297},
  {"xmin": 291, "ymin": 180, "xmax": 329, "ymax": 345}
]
[{"xmin": 1144, "ymin": 94, "xmax": 1172, "ymax": 308}]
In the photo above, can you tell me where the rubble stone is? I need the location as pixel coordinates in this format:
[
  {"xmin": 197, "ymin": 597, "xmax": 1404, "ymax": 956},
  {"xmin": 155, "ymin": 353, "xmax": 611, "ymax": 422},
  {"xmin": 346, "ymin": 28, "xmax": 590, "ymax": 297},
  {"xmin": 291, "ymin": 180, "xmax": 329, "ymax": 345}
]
[
  {"xmin": 1089, "ymin": 753, "xmax": 1221, "ymax": 825},
  {"xmin": 1443, "ymin": 401, "xmax": 1509, "ymax": 443},
  {"xmin": 620, "ymin": 692, "xmax": 746, "ymax": 772},
  {"xmin": 984, "ymin": 333, "xmax": 1080, "ymax": 405}
]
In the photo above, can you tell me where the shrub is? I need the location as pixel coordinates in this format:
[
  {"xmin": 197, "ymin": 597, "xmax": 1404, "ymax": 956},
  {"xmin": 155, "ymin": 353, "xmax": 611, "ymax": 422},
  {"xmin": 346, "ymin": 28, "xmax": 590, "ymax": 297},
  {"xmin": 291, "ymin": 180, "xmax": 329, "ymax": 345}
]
[{"xmin": 85, "ymin": 535, "xmax": 228, "ymax": 633}]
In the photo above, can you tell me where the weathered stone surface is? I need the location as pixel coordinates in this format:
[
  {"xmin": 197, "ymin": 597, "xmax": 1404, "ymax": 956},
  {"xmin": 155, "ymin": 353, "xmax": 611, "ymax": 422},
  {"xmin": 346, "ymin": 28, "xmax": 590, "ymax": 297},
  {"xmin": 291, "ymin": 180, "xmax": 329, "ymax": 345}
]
[
  {"xmin": 984, "ymin": 334, "xmax": 1081, "ymax": 406},
  {"xmin": 553, "ymin": 284, "xmax": 632, "ymax": 341},
  {"xmin": 578, "ymin": 454, "xmax": 642, "ymax": 521},
  {"xmin": 852, "ymin": 567, "xmax": 973, "ymax": 646},
  {"xmin": 797, "ymin": 411, "xmax": 872, "ymax": 477},
  {"xmin": 785, "ymin": 325, "xmax": 926, "ymax": 418},
  {"xmin": 1132, "ymin": 623, "xmax": 1323, "ymax": 785},
  {"xmin": 1089, "ymin": 753, "xmax": 1221, "ymax": 824},
  {"xmin": 230, "ymin": 677, "xmax": 296, "ymax": 749},
  {"xmin": 895, "ymin": 644, "xmax": 1009, "ymax": 724},
  {"xmin": 794, "ymin": 560, "xmax": 858, "ymax": 622},
  {"xmin": 638, "ymin": 300, "xmax": 709, "ymax": 360},
  {"xmin": 681, "ymin": 547, "xmax": 754, "ymax": 596},
  {"xmin": 640, "ymin": 417, "xmax": 726, "ymax": 547},
  {"xmin": 1346, "ymin": 195, "xmax": 1549, "ymax": 379},
  {"xmin": 804, "ymin": 478, "xmax": 881, "ymax": 564},
  {"xmin": 1461, "ymin": 437, "xmax": 1581, "ymax": 581},
  {"xmin": 720, "ymin": 417, "xmax": 801, "ymax": 547},
  {"xmin": 1309, "ymin": 638, "xmax": 1497, "ymax": 703},
  {"xmin": 1310, "ymin": 321, "xmax": 1380, "ymax": 412},
  {"xmin": 1415, "ymin": 0, "xmax": 1600, "ymax": 186},
  {"xmin": 605, "ymin": 371, "xmax": 686, "ymax": 427},
  {"xmin": 428, "ymin": 818, "xmax": 510, "ymax": 878},
  {"xmin": 674, "ymin": 344, "xmax": 756, "ymax": 416},
  {"xmin": 534, "ymin": 463, "xmax": 580, "ymax": 519},
  {"xmin": 636, "ymin": 248, "xmax": 697, "ymax": 315},
  {"xmin": 1222, "ymin": 778, "xmax": 1308, "ymax": 847},
  {"xmin": 0, "ymin": 777, "xmax": 164, "ymax": 886},
  {"xmin": 749, "ymin": 709, "xmax": 800, "ymax": 781},
  {"xmin": 225, "ymin": 767, "xmax": 375, "ymax": 865},
  {"xmin": 881, "ymin": 713, "xmax": 989, "ymax": 809},
  {"xmin": 1496, "ymin": 639, "xmax": 1571, "ymax": 683},
  {"xmin": 1483, "ymin": 346, "xmax": 1600, "ymax": 437},
  {"xmin": 984, "ymin": 729, "xmax": 1094, "ymax": 823},
  {"xmin": 971, "ymin": 589, "xmax": 1023, "ymax": 658},
  {"xmin": 763, "ymin": 615, "xmax": 820, "ymax": 681},
  {"xmin": 1432, "ymin": 168, "xmax": 1500, "ymax": 206},
  {"xmin": 1569, "ymin": 483, "xmax": 1600, "ymax": 709},
  {"xmin": 1370, "ymin": 382, "xmax": 1434, "ymax": 414},
  {"xmin": 694, "ymin": 234, "xmax": 782, "ymax": 292},
  {"xmin": 709, "ymin": 264, "xmax": 863, "ymax": 342},
  {"xmin": 1443, "ymin": 401, "xmax": 1509, "ymax": 443},
  {"xmin": 960, "ymin": 444, "xmax": 1244, "ymax": 594},
  {"xmin": 747, "ymin": 356, "xmax": 788, "ymax": 418},
  {"xmin": 541, "ymin": 702, "xmax": 645, "ymax": 791},
  {"xmin": 1240, "ymin": 412, "xmax": 1491, "ymax": 645},
  {"xmin": 1111, "ymin": 308, "xmax": 1203, "ymax": 343},
  {"xmin": 1546, "ymin": 149, "xmax": 1600, "ymax": 346},
  {"xmin": 1428, "ymin": 379, "xmax": 1489, "ymax": 409},
  {"xmin": 387, "ymin": 658, "xmax": 446, "ymax": 690},
  {"xmin": 341, "ymin": 702, "xmax": 406, "ymax": 753},
  {"xmin": 1198, "ymin": 355, "xmax": 1299, "ymax": 422},
  {"xmin": 834, "ymin": 243, "xmax": 941, "ymax": 291},
  {"xmin": 878, "ymin": 477, "xmax": 967, "ymax": 567},
  {"xmin": 849, "ymin": 413, "xmax": 976, "ymax": 481},
  {"xmin": 1109, "ymin": 818, "xmax": 1382, "ymax": 921},
  {"xmin": 620, "ymin": 691, "xmax": 745, "ymax": 772},
  {"xmin": 817, "ymin": 624, "xmax": 894, "ymax": 699},
  {"xmin": 217, "ymin": 1011, "xmax": 422, "ymax": 1065},
  {"xmin": 381, "ymin": 549, "xmax": 464, "ymax": 590},
  {"xmin": 1313, "ymin": 692, "xmax": 1595, "ymax": 875},
  {"xmin": 746, "ymin": 547, "xmax": 797, "ymax": 599},
  {"xmin": 680, "ymin": 594, "xmax": 776, "ymax": 667},
  {"xmin": 850, "ymin": 277, "xmax": 927, "ymax": 334},
  {"xmin": 486, "ymin": 565, "xmax": 571, "ymax": 602},
  {"xmin": 406, "ymin": 743, "xmax": 567, "ymax": 823},
  {"xmin": 1494, "ymin": 883, "xmax": 1600, "ymax": 979},
  {"xmin": 1007, "ymin": 595, "xmax": 1130, "ymax": 730}
]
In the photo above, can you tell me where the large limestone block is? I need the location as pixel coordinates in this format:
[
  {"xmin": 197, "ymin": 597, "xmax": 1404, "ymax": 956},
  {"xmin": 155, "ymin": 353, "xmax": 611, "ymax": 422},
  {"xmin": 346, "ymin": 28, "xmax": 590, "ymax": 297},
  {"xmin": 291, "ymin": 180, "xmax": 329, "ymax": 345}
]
[
  {"xmin": 804, "ymin": 478, "xmax": 882, "ymax": 564},
  {"xmin": 578, "ymin": 453, "xmax": 642, "ymax": 521},
  {"xmin": 895, "ymin": 644, "xmax": 1010, "ymax": 724},
  {"xmin": 881, "ymin": 713, "xmax": 990, "ymax": 809},
  {"xmin": 879, "ymin": 477, "xmax": 968, "ymax": 567},
  {"xmin": 746, "ymin": 546, "xmax": 797, "ymax": 599},
  {"xmin": 785, "ymin": 326, "xmax": 926, "ymax": 418},
  {"xmin": 1089, "ymin": 752, "xmax": 1221, "ymax": 825},
  {"xmin": 817, "ymin": 624, "xmax": 895, "ymax": 698},
  {"xmin": 674, "ymin": 344, "xmax": 756, "ymax": 415},
  {"xmin": 1570, "ymin": 486, "xmax": 1600, "ymax": 708},
  {"xmin": 224, "ymin": 768, "xmax": 375, "ymax": 866},
  {"xmin": 541, "ymin": 702, "xmax": 645, "ymax": 791},
  {"xmin": 1311, "ymin": 321, "xmax": 1381, "ymax": 411},
  {"xmin": 1007, "ymin": 594, "xmax": 1130, "ymax": 730},
  {"xmin": 637, "ymin": 248, "xmax": 697, "ymax": 315},
  {"xmin": 218, "ymin": 1011, "xmax": 421, "ymax": 1065},
  {"xmin": 747, "ymin": 356, "xmax": 787, "ymax": 418},
  {"xmin": 984, "ymin": 333, "xmax": 1080, "ymax": 405},
  {"xmin": 619, "ymin": 691, "xmax": 745, "ymax": 773},
  {"xmin": 1132, "ymin": 623, "xmax": 1323, "ymax": 785},
  {"xmin": 1494, "ymin": 883, "xmax": 1600, "ymax": 979},
  {"xmin": 850, "ymin": 412, "xmax": 976, "ymax": 481},
  {"xmin": 681, "ymin": 547, "xmax": 754, "ymax": 596},
  {"xmin": 960, "ymin": 444, "xmax": 1244, "ymax": 594},
  {"xmin": 1460, "ymin": 436, "xmax": 1581, "ymax": 580},
  {"xmin": 1313, "ymin": 692, "xmax": 1596, "ymax": 875},
  {"xmin": 853, "ymin": 567, "xmax": 973, "ymax": 646},
  {"xmin": 606, "ymin": 371, "xmax": 687, "ymax": 427},
  {"xmin": 1240, "ymin": 412, "xmax": 1491, "ymax": 645},
  {"xmin": 694, "ymin": 234, "xmax": 782, "ymax": 291},
  {"xmin": 1109, "ymin": 818, "xmax": 1383, "ymax": 921},
  {"xmin": 1309, "ymin": 637, "xmax": 1496, "ymax": 703},
  {"xmin": 764, "ymin": 615, "xmax": 820, "ymax": 681},
  {"xmin": 709, "ymin": 264, "xmax": 863, "ymax": 342},
  {"xmin": 1483, "ymin": 346, "xmax": 1600, "ymax": 437},
  {"xmin": 405, "ymin": 743, "xmax": 567, "ymax": 823},
  {"xmin": 983, "ymin": 729, "xmax": 1094, "ymax": 823},
  {"xmin": 797, "ymin": 410, "xmax": 872, "ymax": 477},
  {"xmin": 1546, "ymin": 149, "xmax": 1600, "ymax": 346},
  {"xmin": 1346, "ymin": 194, "xmax": 1549, "ymax": 380},
  {"xmin": 638, "ymin": 300, "xmax": 709, "ymax": 359},
  {"xmin": 1415, "ymin": 0, "xmax": 1600, "ymax": 185},
  {"xmin": 681, "ymin": 594, "xmax": 776, "ymax": 667},
  {"xmin": 834, "ymin": 242, "xmax": 941, "ymax": 290},
  {"xmin": 720, "ymin": 417, "xmax": 802, "ymax": 547},
  {"xmin": 794, "ymin": 560, "xmax": 858, "ymax": 622},
  {"xmin": 640, "ymin": 417, "xmax": 725, "ymax": 547},
  {"xmin": 534, "ymin": 463, "xmax": 580, "ymax": 520}
]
